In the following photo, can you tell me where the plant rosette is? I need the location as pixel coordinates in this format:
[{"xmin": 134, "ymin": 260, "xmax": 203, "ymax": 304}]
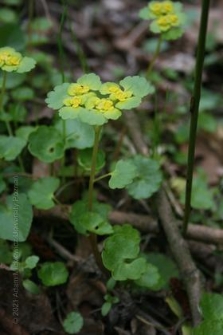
[
  {"xmin": 139, "ymin": 1, "xmax": 186, "ymax": 40},
  {"xmin": 46, "ymin": 73, "xmax": 154, "ymax": 126},
  {"xmin": 0, "ymin": 46, "xmax": 36, "ymax": 73}
]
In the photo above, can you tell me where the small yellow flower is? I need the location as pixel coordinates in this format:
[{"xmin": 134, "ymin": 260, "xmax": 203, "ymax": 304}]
[
  {"xmin": 149, "ymin": 1, "xmax": 173, "ymax": 16},
  {"xmin": 157, "ymin": 13, "xmax": 180, "ymax": 31},
  {"xmin": 161, "ymin": 1, "xmax": 174, "ymax": 14},
  {"xmin": 112, "ymin": 89, "xmax": 133, "ymax": 102},
  {"xmin": 95, "ymin": 98, "xmax": 114, "ymax": 112},
  {"xmin": 63, "ymin": 96, "xmax": 82, "ymax": 108},
  {"xmin": 149, "ymin": 2, "xmax": 162, "ymax": 16},
  {"xmin": 168, "ymin": 14, "xmax": 179, "ymax": 26},
  {"xmin": 0, "ymin": 47, "xmax": 22, "ymax": 70},
  {"xmin": 68, "ymin": 83, "xmax": 90, "ymax": 95}
]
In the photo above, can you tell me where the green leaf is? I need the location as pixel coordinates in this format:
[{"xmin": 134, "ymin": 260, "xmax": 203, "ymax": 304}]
[
  {"xmin": 135, "ymin": 263, "xmax": 160, "ymax": 289},
  {"xmin": 193, "ymin": 319, "xmax": 223, "ymax": 335},
  {"xmin": 145, "ymin": 253, "xmax": 179, "ymax": 290},
  {"xmin": 38, "ymin": 262, "xmax": 69, "ymax": 286},
  {"xmin": 69, "ymin": 199, "xmax": 112, "ymax": 235},
  {"xmin": 200, "ymin": 292, "xmax": 223, "ymax": 320},
  {"xmin": 0, "ymin": 135, "xmax": 26, "ymax": 160},
  {"xmin": 55, "ymin": 119, "xmax": 94, "ymax": 149},
  {"xmin": 11, "ymin": 86, "xmax": 34, "ymax": 101},
  {"xmin": 79, "ymin": 108, "xmax": 107, "ymax": 126},
  {"xmin": 16, "ymin": 56, "xmax": 36, "ymax": 73},
  {"xmin": 24, "ymin": 255, "xmax": 39, "ymax": 269},
  {"xmin": 15, "ymin": 126, "xmax": 36, "ymax": 141},
  {"xmin": 0, "ymin": 193, "xmax": 33, "ymax": 242},
  {"xmin": 28, "ymin": 126, "xmax": 65, "ymax": 163},
  {"xmin": 23, "ymin": 279, "xmax": 41, "ymax": 295},
  {"xmin": 77, "ymin": 212, "xmax": 113, "ymax": 235},
  {"xmin": 162, "ymin": 27, "xmax": 184, "ymax": 41},
  {"xmin": 0, "ymin": 72, "xmax": 25, "ymax": 89},
  {"xmin": 63, "ymin": 312, "xmax": 84, "ymax": 334},
  {"xmin": 101, "ymin": 302, "xmax": 112, "ymax": 316},
  {"xmin": 193, "ymin": 292, "xmax": 223, "ymax": 335},
  {"xmin": 45, "ymin": 83, "xmax": 70, "ymax": 109},
  {"xmin": 0, "ymin": 8, "xmax": 17, "ymax": 24},
  {"xmin": 115, "ymin": 97, "xmax": 142, "ymax": 110},
  {"xmin": 0, "ymin": 23, "xmax": 25, "ymax": 50},
  {"xmin": 77, "ymin": 73, "xmax": 101, "ymax": 90},
  {"xmin": 28, "ymin": 177, "xmax": 60, "ymax": 209},
  {"xmin": 102, "ymin": 225, "xmax": 145, "ymax": 280},
  {"xmin": 113, "ymin": 257, "xmax": 147, "ymax": 281},
  {"xmin": 58, "ymin": 106, "xmax": 85, "ymax": 120},
  {"xmin": 109, "ymin": 159, "xmax": 137, "ymax": 189},
  {"xmin": 78, "ymin": 148, "xmax": 105, "ymax": 172},
  {"xmin": 120, "ymin": 76, "xmax": 155, "ymax": 98},
  {"xmin": 126, "ymin": 155, "xmax": 162, "ymax": 199}
]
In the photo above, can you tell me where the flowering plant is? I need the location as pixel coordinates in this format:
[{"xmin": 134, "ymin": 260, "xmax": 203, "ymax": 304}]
[
  {"xmin": 0, "ymin": 47, "xmax": 36, "ymax": 73},
  {"xmin": 46, "ymin": 73, "xmax": 154, "ymax": 125},
  {"xmin": 139, "ymin": 1, "xmax": 186, "ymax": 40}
]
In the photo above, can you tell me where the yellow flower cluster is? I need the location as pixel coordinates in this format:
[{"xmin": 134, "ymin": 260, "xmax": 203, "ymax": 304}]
[
  {"xmin": 0, "ymin": 47, "xmax": 22, "ymax": 70},
  {"xmin": 149, "ymin": 1, "xmax": 180, "ymax": 32}
]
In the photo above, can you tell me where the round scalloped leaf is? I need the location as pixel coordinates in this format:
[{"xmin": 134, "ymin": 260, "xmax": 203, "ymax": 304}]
[
  {"xmin": 119, "ymin": 76, "xmax": 155, "ymax": 98},
  {"xmin": 78, "ymin": 73, "xmax": 102, "ymax": 90},
  {"xmin": 59, "ymin": 106, "xmax": 85, "ymax": 120},
  {"xmin": 38, "ymin": 261, "xmax": 69, "ymax": 286},
  {"xmin": 79, "ymin": 108, "xmax": 107, "ymax": 126},
  {"xmin": 109, "ymin": 159, "xmax": 137, "ymax": 189},
  {"xmin": 0, "ymin": 135, "xmax": 26, "ymax": 160},
  {"xmin": 0, "ymin": 193, "xmax": 32, "ymax": 242},
  {"xmin": 15, "ymin": 126, "xmax": 36, "ymax": 141},
  {"xmin": 194, "ymin": 320, "xmax": 223, "ymax": 335},
  {"xmin": 200, "ymin": 292, "xmax": 223, "ymax": 320},
  {"xmin": 162, "ymin": 27, "xmax": 184, "ymax": 40},
  {"xmin": 102, "ymin": 225, "xmax": 141, "ymax": 273},
  {"xmin": 63, "ymin": 312, "xmax": 84, "ymax": 334},
  {"xmin": 139, "ymin": 7, "xmax": 151, "ymax": 20},
  {"xmin": 28, "ymin": 126, "xmax": 65, "ymax": 163},
  {"xmin": 78, "ymin": 148, "xmax": 105, "ymax": 172},
  {"xmin": 103, "ymin": 108, "xmax": 122, "ymax": 120},
  {"xmin": 45, "ymin": 83, "xmax": 70, "ymax": 109},
  {"xmin": 126, "ymin": 155, "xmax": 162, "ymax": 199},
  {"xmin": 134, "ymin": 263, "xmax": 160, "ymax": 289},
  {"xmin": 55, "ymin": 119, "xmax": 94, "ymax": 149},
  {"xmin": 113, "ymin": 257, "xmax": 147, "ymax": 281},
  {"xmin": 145, "ymin": 253, "xmax": 179, "ymax": 290},
  {"xmin": 115, "ymin": 97, "xmax": 142, "ymax": 110},
  {"xmin": 78, "ymin": 212, "xmax": 113, "ymax": 235},
  {"xmin": 17, "ymin": 56, "xmax": 36, "ymax": 73},
  {"xmin": 28, "ymin": 177, "xmax": 60, "ymax": 209},
  {"xmin": 69, "ymin": 199, "xmax": 111, "ymax": 235}
]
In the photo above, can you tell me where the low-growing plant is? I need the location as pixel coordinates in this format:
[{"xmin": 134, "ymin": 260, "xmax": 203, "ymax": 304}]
[{"xmin": 0, "ymin": 0, "xmax": 221, "ymax": 333}]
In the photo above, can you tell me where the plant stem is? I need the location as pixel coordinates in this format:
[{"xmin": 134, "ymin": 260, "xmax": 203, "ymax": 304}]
[
  {"xmin": 147, "ymin": 35, "xmax": 162, "ymax": 78},
  {"xmin": 183, "ymin": 0, "xmax": 210, "ymax": 236},
  {"xmin": 87, "ymin": 125, "xmax": 107, "ymax": 274},
  {"xmin": 87, "ymin": 125, "xmax": 102, "ymax": 211},
  {"xmin": 0, "ymin": 71, "xmax": 13, "ymax": 136}
]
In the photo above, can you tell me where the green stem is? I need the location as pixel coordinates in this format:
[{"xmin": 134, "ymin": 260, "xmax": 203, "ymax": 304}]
[
  {"xmin": 0, "ymin": 71, "xmax": 7, "ymax": 113},
  {"xmin": 94, "ymin": 172, "xmax": 112, "ymax": 183},
  {"xmin": 0, "ymin": 71, "xmax": 13, "ymax": 136},
  {"xmin": 87, "ymin": 126, "xmax": 107, "ymax": 275},
  {"xmin": 87, "ymin": 126, "xmax": 102, "ymax": 211},
  {"xmin": 147, "ymin": 35, "xmax": 162, "ymax": 78},
  {"xmin": 183, "ymin": 0, "xmax": 210, "ymax": 236}
]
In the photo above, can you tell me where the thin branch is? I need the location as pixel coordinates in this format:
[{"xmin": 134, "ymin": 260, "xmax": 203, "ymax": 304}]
[{"xmin": 156, "ymin": 188, "xmax": 202, "ymax": 326}]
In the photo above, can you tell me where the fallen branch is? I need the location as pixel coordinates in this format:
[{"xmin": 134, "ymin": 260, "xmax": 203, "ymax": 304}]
[
  {"xmin": 156, "ymin": 188, "xmax": 202, "ymax": 326},
  {"xmin": 34, "ymin": 206, "xmax": 223, "ymax": 246}
]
